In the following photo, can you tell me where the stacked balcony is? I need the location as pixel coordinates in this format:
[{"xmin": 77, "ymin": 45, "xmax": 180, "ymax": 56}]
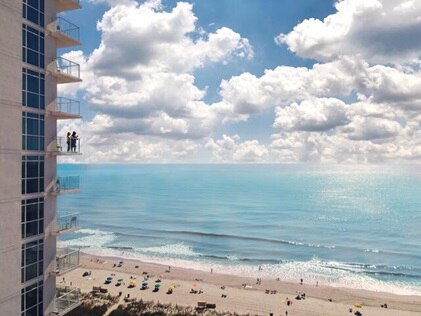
[
  {"xmin": 48, "ymin": 57, "xmax": 81, "ymax": 84},
  {"xmin": 54, "ymin": 248, "xmax": 80, "ymax": 275},
  {"xmin": 56, "ymin": 0, "xmax": 81, "ymax": 13},
  {"xmin": 48, "ymin": 97, "xmax": 81, "ymax": 120},
  {"xmin": 47, "ymin": 137, "xmax": 81, "ymax": 155},
  {"xmin": 53, "ymin": 176, "xmax": 80, "ymax": 194},
  {"xmin": 51, "ymin": 3, "xmax": 83, "ymax": 314},
  {"xmin": 54, "ymin": 286, "xmax": 81, "ymax": 316},
  {"xmin": 48, "ymin": 17, "xmax": 80, "ymax": 48},
  {"xmin": 53, "ymin": 213, "xmax": 80, "ymax": 235}
]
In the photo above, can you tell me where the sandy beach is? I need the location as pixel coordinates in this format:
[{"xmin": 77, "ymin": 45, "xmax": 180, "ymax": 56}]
[{"xmin": 62, "ymin": 253, "xmax": 421, "ymax": 315}]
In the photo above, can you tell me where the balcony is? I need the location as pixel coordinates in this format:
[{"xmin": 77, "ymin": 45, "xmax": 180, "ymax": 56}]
[
  {"xmin": 55, "ymin": 0, "xmax": 81, "ymax": 13},
  {"xmin": 48, "ymin": 57, "xmax": 81, "ymax": 84},
  {"xmin": 53, "ymin": 176, "xmax": 80, "ymax": 194},
  {"xmin": 47, "ymin": 137, "xmax": 81, "ymax": 155},
  {"xmin": 54, "ymin": 248, "xmax": 80, "ymax": 275},
  {"xmin": 48, "ymin": 17, "xmax": 80, "ymax": 48},
  {"xmin": 48, "ymin": 97, "xmax": 81, "ymax": 120},
  {"xmin": 54, "ymin": 286, "xmax": 81, "ymax": 316},
  {"xmin": 52, "ymin": 213, "xmax": 80, "ymax": 235}
]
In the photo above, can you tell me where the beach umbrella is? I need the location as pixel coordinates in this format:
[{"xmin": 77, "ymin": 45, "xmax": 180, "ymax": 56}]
[
  {"xmin": 107, "ymin": 277, "xmax": 113, "ymax": 280},
  {"xmin": 130, "ymin": 280, "xmax": 136, "ymax": 285},
  {"xmin": 142, "ymin": 282, "xmax": 148, "ymax": 286},
  {"xmin": 117, "ymin": 278, "xmax": 123, "ymax": 282},
  {"xmin": 155, "ymin": 283, "xmax": 161, "ymax": 288},
  {"xmin": 168, "ymin": 284, "xmax": 176, "ymax": 289}
]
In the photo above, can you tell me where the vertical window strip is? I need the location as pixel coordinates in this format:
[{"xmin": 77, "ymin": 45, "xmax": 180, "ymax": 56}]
[
  {"xmin": 21, "ymin": 198, "xmax": 44, "ymax": 239},
  {"xmin": 21, "ymin": 155, "xmax": 45, "ymax": 195},
  {"xmin": 22, "ymin": 24, "xmax": 45, "ymax": 69},
  {"xmin": 22, "ymin": 112, "xmax": 45, "ymax": 151},
  {"xmin": 21, "ymin": 280, "xmax": 43, "ymax": 316},
  {"xmin": 22, "ymin": 0, "xmax": 45, "ymax": 28},
  {"xmin": 21, "ymin": 239, "xmax": 44, "ymax": 283},
  {"xmin": 22, "ymin": 68, "xmax": 45, "ymax": 110}
]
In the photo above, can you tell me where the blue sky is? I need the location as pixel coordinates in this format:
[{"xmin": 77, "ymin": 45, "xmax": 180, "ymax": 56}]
[{"xmin": 59, "ymin": 0, "xmax": 421, "ymax": 163}]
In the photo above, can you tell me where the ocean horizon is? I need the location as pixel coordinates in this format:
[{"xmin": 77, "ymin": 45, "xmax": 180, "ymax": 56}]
[{"xmin": 58, "ymin": 163, "xmax": 421, "ymax": 296}]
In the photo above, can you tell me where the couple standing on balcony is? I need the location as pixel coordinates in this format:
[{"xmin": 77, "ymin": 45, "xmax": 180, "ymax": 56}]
[{"xmin": 66, "ymin": 131, "xmax": 79, "ymax": 152}]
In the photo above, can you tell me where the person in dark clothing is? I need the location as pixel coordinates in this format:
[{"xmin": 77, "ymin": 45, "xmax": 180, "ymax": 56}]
[
  {"xmin": 71, "ymin": 131, "xmax": 78, "ymax": 152},
  {"xmin": 66, "ymin": 132, "xmax": 71, "ymax": 152}
]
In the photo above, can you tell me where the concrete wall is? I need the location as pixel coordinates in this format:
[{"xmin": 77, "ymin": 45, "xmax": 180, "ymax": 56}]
[
  {"xmin": 44, "ymin": 0, "xmax": 60, "ymax": 314},
  {"xmin": 0, "ymin": 1, "xmax": 25, "ymax": 314}
]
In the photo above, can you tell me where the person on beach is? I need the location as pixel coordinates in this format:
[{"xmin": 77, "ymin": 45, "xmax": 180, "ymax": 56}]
[
  {"xmin": 300, "ymin": 278, "xmax": 303, "ymax": 285},
  {"xmin": 66, "ymin": 132, "xmax": 71, "ymax": 152}
]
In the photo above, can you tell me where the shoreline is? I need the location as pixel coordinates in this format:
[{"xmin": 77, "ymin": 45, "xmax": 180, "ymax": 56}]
[{"xmin": 63, "ymin": 253, "xmax": 421, "ymax": 315}]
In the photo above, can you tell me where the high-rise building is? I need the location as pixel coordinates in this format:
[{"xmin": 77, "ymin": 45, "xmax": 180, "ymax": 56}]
[{"xmin": 0, "ymin": 0, "xmax": 83, "ymax": 315}]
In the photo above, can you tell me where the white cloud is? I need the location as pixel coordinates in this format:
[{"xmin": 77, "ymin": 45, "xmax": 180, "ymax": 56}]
[
  {"xmin": 273, "ymin": 98, "xmax": 349, "ymax": 132},
  {"xmin": 219, "ymin": 57, "xmax": 362, "ymax": 117},
  {"xmin": 60, "ymin": 0, "xmax": 421, "ymax": 163},
  {"xmin": 277, "ymin": 0, "xmax": 421, "ymax": 64},
  {"xmin": 270, "ymin": 97, "xmax": 419, "ymax": 163},
  {"xmin": 206, "ymin": 135, "xmax": 268, "ymax": 162},
  {"xmin": 61, "ymin": 1, "xmax": 253, "ymax": 142}
]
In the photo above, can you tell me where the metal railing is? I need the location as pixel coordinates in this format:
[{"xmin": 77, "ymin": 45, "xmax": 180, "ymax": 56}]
[
  {"xmin": 56, "ymin": 213, "xmax": 79, "ymax": 233},
  {"xmin": 56, "ymin": 97, "xmax": 80, "ymax": 116},
  {"xmin": 53, "ymin": 17, "xmax": 80, "ymax": 42},
  {"xmin": 53, "ymin": 57, "xmax": 80, "ymax": 79},
  {"xmin": 56, "ymin": 248, "xmax": 80, "ymax": 274},
  {"xmin": 54, "ymin": 176, "xmax": 80, "ymax": 193},
  {"xmin": 55, "ymin": 286, "xmax": 81, "ymax": 314},
  {"xmin": 51, "ymin": 136, "xmax": 81, "ymax": 154}
]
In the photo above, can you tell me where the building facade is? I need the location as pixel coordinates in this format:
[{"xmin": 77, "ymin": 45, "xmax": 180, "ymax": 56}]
[{"xmin": 0, "ymin": 0, "xmax": 82, "ymax": 315}]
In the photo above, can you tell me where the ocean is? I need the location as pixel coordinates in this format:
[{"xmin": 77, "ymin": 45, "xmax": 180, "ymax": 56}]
[{"xmin": 58, "ymin": 164, "xmax": 421, "ymax": 296}]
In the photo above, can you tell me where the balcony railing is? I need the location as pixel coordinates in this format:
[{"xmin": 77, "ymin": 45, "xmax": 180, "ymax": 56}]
[
  {"xmin": 53, "ymin": 176, "xmax": 80, "ymax": 194},
  {"xmin": 48, "ymin": 137, "xmax": 81, "ymax": 155},
  {"xmin": 56, "ymin": 0, "xmax": 81, "ymax": 13},
  {"xmin": 48, "ymin": 17, "xmax": 80, "ymax": 48},
  {"xmin": 49, "ymin": 97, "xmax": 81, "ymax": 119},
  {"xmin": 54, "ymin": 213, "xmax": 80, "ymax": 235},
  {"xmin": 55, "ymin": 248, "xmax": 80, "ymax": 275},
  {"xmin": 48, "ymin": 57, "xmax": 81, "ymax": 84},
  {"xmin": 55, "ymin": 286, "xmax": 81, "ymax": 316}
]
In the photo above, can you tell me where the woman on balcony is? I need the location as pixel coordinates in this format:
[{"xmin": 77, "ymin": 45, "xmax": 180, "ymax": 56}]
[{"xmin": 67, "ymin": 132, "xmax": 71, "ymax": 152}]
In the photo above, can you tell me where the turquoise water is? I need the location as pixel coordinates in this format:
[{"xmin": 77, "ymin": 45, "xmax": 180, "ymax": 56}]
[{"xmin": 58, "ymin": 164, "xmax": 421, "ymax": 295}]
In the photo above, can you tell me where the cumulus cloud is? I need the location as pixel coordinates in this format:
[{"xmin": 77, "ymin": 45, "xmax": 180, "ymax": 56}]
[
  {"xmin": 270, "ymin": 97, "xmax": 419, "ymax": 162},
  {"xmin": 61, "ymin": 0, "xmax": 421, "ymax": 163},
  {"xmin": 277, "ymin": 0, "xmax": 421, "ymax": 64},
  {"xmin": 205, "ymin": 135, "xmax": 269, "ymax": 162},
  {"xmin": 273, "ymin": 98, "xmax": 349, "ymax": 132},
  {"xmin": 60, "ymin": 1, "xmax": 253, "ymax": 143}
]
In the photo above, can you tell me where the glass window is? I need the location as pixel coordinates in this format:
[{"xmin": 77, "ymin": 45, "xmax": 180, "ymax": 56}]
[
  {"xmin": 22, "ymin": 68, "xmax": 45, "ymax": 110},
  {"xmin": 22, "ymin": 25, "xmax": 44, "ymax": 69},
  {"xmin": 22, "ymin": 156, "xmax": 44, "ymax": 195},
  {"xmin": 23, "ymin": 0, "xmax": 44, "ymax": 27},
  {"xmin": 22, "ymin": 112, "xmax": 44, "ymax": 151},
  {"xmin": 21, "ymin": 280, "xmax": 43, "ymax": 316},
  {"xmin": 21, "ymin": 198, "xmax": 44, "ymax": 239},
  {"xmin": 21, "ymin": 239, "xmax": 43, "ymax": 283}
]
